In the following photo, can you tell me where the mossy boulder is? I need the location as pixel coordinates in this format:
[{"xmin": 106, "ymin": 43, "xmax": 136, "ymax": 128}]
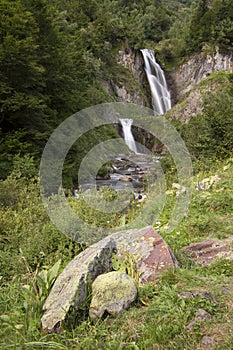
[{"xmin": 89, "ymin": 271, "xmax": 137, "ymax": 321}]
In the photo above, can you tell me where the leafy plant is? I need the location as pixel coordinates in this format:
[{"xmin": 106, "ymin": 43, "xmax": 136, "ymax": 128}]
[{"xmin": 112, "ymin": 250, "xmax": 141, "ymax": 286}]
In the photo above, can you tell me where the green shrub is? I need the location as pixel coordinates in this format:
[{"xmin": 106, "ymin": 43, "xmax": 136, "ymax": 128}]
[{"xmin": 180, "ymin": 77, "xmax": 233, "ymax": 164}]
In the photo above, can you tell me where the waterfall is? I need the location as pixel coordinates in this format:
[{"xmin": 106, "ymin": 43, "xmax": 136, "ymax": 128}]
[
  {"xmin": 141, "ymin": 48, "xmax": 171, "ymax": 115},
  {"xmin": 120, "ymin": 118, "xmax": 137, "ymax": 153}
]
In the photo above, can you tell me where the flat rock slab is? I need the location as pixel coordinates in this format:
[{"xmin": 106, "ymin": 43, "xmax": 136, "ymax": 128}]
[
  {"xmin": 41, "ymin": 226, "xmax": 176, "ymax": 332},
  {"xmin": 182, "ymin": 236, "xmax": 233, "ymax": 266},
  {"xmin": 178, "ymin": 291, "xmax": 214, "ymax": 302},
  {"xmin": 89, "ymin": 271, "xmax": 137, "ymax": 321}
]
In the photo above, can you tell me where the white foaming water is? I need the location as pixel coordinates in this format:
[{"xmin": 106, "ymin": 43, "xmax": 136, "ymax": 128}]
[
  {"xmin": 120, "ymin": 118, "xmax": 137, "ymax": 153},
  {"xmin": 141, "ymin": 48, "xmax": 171, "ymax": 115}
]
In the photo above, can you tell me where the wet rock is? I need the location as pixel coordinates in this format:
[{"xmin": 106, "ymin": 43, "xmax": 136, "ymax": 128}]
[
  {"xmin": 119, "ymin": 175, "xmax": 133, "ymax": 182},
  {"xmin": 96, "ymin": 173, "xmax": 111, "ymax": 180},
  {"xmin": 187, "ymin": 308, "xmax": 212, "ymax": 332},
  {"xmin": 89, "ymin": 271, "xmax": 137, "ymax": 321},
  {"xmin": 182, "ymin": 236, "xmax": 233, "ymax": 266}
]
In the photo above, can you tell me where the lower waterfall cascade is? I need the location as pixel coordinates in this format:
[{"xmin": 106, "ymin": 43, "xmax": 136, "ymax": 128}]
[{"xmin": 119, "ymin": 118, "xmax": 137, "ymax": 154}]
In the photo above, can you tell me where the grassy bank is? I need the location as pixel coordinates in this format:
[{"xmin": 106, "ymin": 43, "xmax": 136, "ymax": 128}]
[{"xmin": 0, "ymin": 158, "xmax": 233, "ymax": 349}]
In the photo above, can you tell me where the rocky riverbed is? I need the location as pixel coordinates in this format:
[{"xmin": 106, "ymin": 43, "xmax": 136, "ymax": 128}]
[{"xmin": 75, "ymin": 152, "xmax": 160, "ymax": 199}]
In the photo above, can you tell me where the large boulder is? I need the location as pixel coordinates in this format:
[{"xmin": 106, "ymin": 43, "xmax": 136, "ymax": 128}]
[
  {"xmin": 41, "ymin": 239, "xmax": 116, "ymax": 333},
  {"xmin": 41, "ymin": 226, "xmax": 177, "ymax": 332},
  {"xmin": 111, "ymin": 226, "xmax": 178, "ymax": 284},
  {"xmin": 89, "ymin": 271, "xmax": 137, "ymax": 321}
]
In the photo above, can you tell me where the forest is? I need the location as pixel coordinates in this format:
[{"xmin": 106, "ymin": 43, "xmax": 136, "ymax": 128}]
[
  {"xmin": 0, "ymin": 0, "xmax": 233, "ymax": 180},
  {"xmin": 0, "ymin": 0, "xmax": 233, "ymax": 349}
]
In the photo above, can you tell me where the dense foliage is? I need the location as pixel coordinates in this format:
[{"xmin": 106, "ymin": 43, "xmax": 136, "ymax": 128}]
[
  {"xmin": 1, "ymin": 0, "xmax": 232, "ymax": 181},
  {"xmin": 165, "ymin": 0, "xmax": 233, "ymax": 61},
  {"xmin": 175, "ymin": 72, "xmax": 233, "ymax": 167}
]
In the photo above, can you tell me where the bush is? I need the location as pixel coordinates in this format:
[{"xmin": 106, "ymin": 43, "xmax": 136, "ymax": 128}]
[
  {"xmin": 0, "ymin": 174, "xmax": 82, "ymax": 280},
  {"xmin": 180, "ymin": 77, "xmax": 233, "ymax": 163}
]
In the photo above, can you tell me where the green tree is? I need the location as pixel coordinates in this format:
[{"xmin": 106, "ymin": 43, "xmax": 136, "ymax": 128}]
[
  {"xmin": 180, "ymin": 75, "xmax": 233, "ymax": 161},
  {"xmin": 0, "ymin": 0, "xmax": 47, "ymax": 131},
  {"xmin": 187, "ymin": 0, "xmax": 213, "ymax": 51},
  {"xmin": 212, "ymin": 0, "xmax": 233, "ymax": 49}
]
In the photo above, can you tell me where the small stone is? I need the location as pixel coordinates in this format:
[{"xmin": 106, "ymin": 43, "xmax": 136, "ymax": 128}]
[
  {"xmin": 222, "ymin": 287, "xmax": 231, "ymax": 294},
  {"xmin": 89, "ymin": 271, "xmax": 137, "ymax": 321},
  {"xmin": 187, "ymin": 308, "xmax": 212, "ymax": 331},
  {"xmin": 178, "ymin": 291, "xmax": 214, "ymax": 302},
  {"xmin": 200, "ymin": 335, "xmax": 215, "ymax": 349}
]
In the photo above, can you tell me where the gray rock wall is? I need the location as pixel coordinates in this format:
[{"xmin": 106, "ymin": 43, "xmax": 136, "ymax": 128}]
[
  {"xmin": 102, "ymin": 48, "xmax": 150, "ymax": 106},
  {"xmin": 170, "ymin": 48, "xmax": 232, "ymax": 101}
]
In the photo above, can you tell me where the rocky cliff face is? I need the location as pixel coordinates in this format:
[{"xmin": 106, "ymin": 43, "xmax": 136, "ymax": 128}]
[
  {"xmin": 169, "ymin": 48, "xmax": 232, "ymax": 101},
  {"xmin": 103, "ymin": 48, "xmax": 150, "ymax": 106},
  {"xmin": 166, "ymin": 48, "xmax": 232, "ymax": 122},
  {"xmin": 116, "ymin": 48, "xmax": 145, "ymax": 83}
]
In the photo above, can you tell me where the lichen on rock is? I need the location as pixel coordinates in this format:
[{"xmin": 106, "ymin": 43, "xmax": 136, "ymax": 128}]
[{"xmin": 89, "ymin": 271, "xmax": 137, "ymax": 321}]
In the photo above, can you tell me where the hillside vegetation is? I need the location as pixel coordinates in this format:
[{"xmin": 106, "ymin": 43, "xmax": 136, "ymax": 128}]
[
  {"xmin": 0, "ymin": 0, "xmax": 233, "ymax": 349},
  {"xmin": 1, "ymin": 0, "xmax": 232, "ymax": 181}
]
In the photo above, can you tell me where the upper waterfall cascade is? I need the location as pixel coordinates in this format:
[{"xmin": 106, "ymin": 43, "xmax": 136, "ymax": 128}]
[
  {"xmin": 120, "ymin": 118, "xmax": 137, "ymax": 153},
  {"xmin": 141, "ymin": 48, "xmax": 171, "ymax": 115}
]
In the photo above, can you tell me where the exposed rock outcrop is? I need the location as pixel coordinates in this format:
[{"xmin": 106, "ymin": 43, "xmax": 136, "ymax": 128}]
[
  {"xmin": 167, "ymin": 48, "xmax": 232, "ymax": 122},
  {"xmin": 170, "ymin": 48, "xmax": 232, "ymax": 101},
  {"xmin": 110, "ymin": 83, "xmax": 145, "ymax": 104},
  {"xmin": 117, "ymin": 48, "xmax": 145, "ymax": 82},
  {"xmin": 187, "ymin": 308, "xmax": 212, "ymax": 332},
  {"xmin": 178, "ymin": 291, "xmax": 214, "ymax": 302},
  {"xmin": 89, "ymin": 271, "xmax": 137, "ymax": 321},
  {"xmin": 167, "ymin": 88, "xmax": 203, "ymax": 123},
  {"xmin": 102, "ymin": 48, "xmax": 150, "ymax": 106}
]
